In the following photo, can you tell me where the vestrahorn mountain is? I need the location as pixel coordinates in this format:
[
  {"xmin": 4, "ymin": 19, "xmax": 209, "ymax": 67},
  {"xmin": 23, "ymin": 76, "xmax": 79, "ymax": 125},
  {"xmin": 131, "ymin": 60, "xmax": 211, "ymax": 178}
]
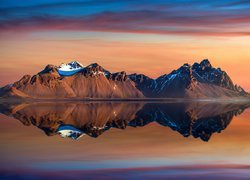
[{"xmin": 0, "ymin": 59, "xmax": 248, "ymax": 99}]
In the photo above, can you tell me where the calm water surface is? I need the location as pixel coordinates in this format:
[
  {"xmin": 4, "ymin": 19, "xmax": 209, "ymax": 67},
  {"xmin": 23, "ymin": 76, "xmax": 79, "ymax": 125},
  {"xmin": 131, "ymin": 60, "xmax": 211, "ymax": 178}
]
[{"xmin": 0, "ymin": 101, "xmax": 250, "ymax": 179}]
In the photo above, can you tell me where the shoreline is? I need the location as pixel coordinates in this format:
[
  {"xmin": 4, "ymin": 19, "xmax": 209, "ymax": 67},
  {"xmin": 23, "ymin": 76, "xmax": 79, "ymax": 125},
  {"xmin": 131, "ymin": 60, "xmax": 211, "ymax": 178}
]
[{"xmin": 1, "ymin": 97, "xmax": 250, "ymax": 104}]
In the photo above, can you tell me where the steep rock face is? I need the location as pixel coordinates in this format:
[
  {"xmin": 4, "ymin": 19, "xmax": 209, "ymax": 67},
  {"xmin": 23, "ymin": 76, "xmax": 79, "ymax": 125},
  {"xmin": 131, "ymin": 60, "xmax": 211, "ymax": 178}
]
[
  {"xmin": 11, "ymin": 65, "xmax": 75, "ymax": 98},
  {"xmin": 129, "ymin": 63, "xmax": 200, "ymax": 97},
  {"xmin": 1, "ymin": 63, "xmax": 144, "ymax": 99},
  {"xmin": 81, "ymin": 63, "xmax": 110, "ymax": 77},
  {"xmin": 154, "ymin": 63, "xmax": 198, "ymax": 97},
  {"xmin": 192, "ymin": 59, "xmax": 235, "ymax": 90},
  {"xmin": 111, "ymin": 71, "xmax": 127, "ymax": 81},
  {"xmin": 63, "ymin": 73, "xmax": 143, "ymax": 98},
  {"xmin": 129, "ymin": 59, "xmax": 249, "ymax": 98},
  {"xmin": 128, "ymin": 74, "xmax": 156, "ymax": 97}
]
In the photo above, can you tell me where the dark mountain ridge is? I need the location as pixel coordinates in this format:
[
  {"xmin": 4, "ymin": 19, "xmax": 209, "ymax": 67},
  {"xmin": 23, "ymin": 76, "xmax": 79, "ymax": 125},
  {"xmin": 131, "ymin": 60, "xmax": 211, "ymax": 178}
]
[{"xmin": 129, "ymin": 59, "xmax": 249, "ymax": 98}]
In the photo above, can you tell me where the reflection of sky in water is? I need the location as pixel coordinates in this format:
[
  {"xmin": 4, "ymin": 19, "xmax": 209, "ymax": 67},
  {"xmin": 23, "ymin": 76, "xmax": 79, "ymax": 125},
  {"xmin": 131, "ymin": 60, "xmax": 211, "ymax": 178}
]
[
  {"xmin": 30, "ymin": 159, "xmax": 180, "ymax": 170},
  {"xmin": 0, "ymin": 102, "xmax": 250, "ymax": 178},
  {"xmin": 28, "ymin": 157, "xmax": 249, "ymax": 171}
]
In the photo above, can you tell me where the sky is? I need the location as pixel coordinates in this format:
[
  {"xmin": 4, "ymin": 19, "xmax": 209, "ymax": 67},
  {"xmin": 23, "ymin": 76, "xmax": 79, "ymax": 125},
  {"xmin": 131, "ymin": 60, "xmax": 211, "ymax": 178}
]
[{"xmin": 0, "ymin": 0, "xmax": 250, "ymax": 90}]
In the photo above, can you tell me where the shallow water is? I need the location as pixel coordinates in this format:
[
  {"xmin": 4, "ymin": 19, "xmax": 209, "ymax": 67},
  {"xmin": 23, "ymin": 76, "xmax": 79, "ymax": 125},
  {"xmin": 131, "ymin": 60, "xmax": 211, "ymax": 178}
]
[{"xmin": 0, "ymin": 101, "xmax": 250, "ymax": 179}]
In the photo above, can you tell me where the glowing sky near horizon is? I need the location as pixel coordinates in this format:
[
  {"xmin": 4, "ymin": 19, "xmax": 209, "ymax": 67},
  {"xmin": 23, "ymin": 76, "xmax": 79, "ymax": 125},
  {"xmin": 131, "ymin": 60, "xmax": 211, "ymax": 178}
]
[{"xmin": 0, "ymin": 0, "xmax": 250, "ymax": 90}]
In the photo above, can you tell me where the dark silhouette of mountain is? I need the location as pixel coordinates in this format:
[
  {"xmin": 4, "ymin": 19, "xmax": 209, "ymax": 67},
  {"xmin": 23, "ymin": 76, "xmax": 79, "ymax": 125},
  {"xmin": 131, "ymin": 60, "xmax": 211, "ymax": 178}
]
[
  {"xmin": 129, "ymin": 59, "xmax": 249, "ymax": 98},
  {"xmin": 0, "ymin": 59, "xmax": 249, "ymax": 98},
  {"xmin": 1, "ymin": 101, "xmax": 249, "ymax": 141}
]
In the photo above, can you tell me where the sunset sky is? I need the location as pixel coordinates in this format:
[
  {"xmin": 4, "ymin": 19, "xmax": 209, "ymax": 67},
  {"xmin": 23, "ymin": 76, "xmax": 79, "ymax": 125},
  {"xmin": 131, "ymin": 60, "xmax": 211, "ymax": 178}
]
[{"xmin": 0, "ymin": 0, "xmax": 250, "ymax": 91}]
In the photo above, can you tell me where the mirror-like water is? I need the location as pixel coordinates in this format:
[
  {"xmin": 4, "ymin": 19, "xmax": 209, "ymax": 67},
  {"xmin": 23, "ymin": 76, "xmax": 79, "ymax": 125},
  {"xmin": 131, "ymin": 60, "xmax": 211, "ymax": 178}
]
[{"xmin": 0, "ymin": 101, "xmax": 250, "ymax": 179}]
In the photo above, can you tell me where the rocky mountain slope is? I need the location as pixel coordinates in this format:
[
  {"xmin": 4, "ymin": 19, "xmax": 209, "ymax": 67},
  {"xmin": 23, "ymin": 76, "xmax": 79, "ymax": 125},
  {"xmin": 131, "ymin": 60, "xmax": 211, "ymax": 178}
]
[
  {"xmin": 0, "ymin": 63, "xmax": 143, "ymax": 98},
  {"xmin": 0, "ymin": 59, "xmax": 249, "ymax": 99},
  {"xmin": 129, "ymin": 59, "xmax": 249, "ymax": 98}
]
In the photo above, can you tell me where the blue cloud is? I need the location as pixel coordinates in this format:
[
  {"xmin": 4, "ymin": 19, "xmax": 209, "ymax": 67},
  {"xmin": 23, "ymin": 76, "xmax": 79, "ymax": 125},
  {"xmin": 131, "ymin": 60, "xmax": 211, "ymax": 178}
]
[{"xmin": 0, "ymin": 0, "xmax": 250, "ymax": 36}]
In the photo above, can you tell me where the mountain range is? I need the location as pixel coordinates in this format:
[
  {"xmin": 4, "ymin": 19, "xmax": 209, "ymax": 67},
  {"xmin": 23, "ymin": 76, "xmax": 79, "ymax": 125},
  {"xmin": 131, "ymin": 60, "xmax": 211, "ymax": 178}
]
[{"xmin": 0, "ymin": 59, "xmax": 249, "ymax": 99}]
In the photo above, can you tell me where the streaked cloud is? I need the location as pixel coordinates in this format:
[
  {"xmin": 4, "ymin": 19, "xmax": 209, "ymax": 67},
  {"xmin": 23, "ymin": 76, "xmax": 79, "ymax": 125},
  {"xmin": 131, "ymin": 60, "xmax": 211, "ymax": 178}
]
[{"xmin": 0, "ymin": 0, "xmax": 250, "ymax": 36}]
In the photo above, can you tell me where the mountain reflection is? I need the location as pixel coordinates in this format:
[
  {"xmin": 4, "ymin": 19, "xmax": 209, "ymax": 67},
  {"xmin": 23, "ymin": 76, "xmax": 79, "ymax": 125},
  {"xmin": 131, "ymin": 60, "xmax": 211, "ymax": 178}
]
[{"xmin": 0, "ymin": 101, "xmax": 249, "ymax": 142}]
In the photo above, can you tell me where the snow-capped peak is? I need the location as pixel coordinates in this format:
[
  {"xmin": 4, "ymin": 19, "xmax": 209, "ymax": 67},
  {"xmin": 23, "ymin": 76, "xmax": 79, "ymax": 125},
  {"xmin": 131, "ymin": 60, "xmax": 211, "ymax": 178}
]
[
  {"xmin": 57, "ymin": 60, "xmax": 84, "ymax": 76},
  {"xmin": 59, "ymin": 60, "xmax": 84, "ymax": 70}
]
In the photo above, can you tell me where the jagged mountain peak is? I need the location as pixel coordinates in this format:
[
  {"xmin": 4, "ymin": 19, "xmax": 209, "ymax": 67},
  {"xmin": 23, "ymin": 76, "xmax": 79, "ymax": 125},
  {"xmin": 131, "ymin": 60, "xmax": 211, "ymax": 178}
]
[
  {"xmin": 69, "ymin": 60, "xmax": 83, "ymax": 66},
  {"xmin": 182, "ymin": 63, "xmax": 191, "ymax": 67},
  {"xmin": 39, "ymin": 64, "xmax": 58, "ymax": 75},
  {"xmin": 111, "ymin": 71, "xmax": 127, "ymax": 81},
  {"xmin": 60, "ymin": 60, "xmax": 83, "ymax": 67},
  {"xmin": 177, "ymin": 63, "xmax": 193, "ymax": 74},
  {"xmin": 129, "ymin": 59, "xmax": 249, "ymax": 98},
  {"xmin": 86, "ymin": 62, "xmax": 102, "ymax": 68},
  {"xmin": 191, "ymin": 59, "xmax": 236, "ymax": 91},
  {"xmin": 192, "ymin": 59, "xmax": 213, "ymax": 72},
  {"xmin": 82, "ymin": 63, "xmax": 111, "ymax": 78},
  {"xmin": 129, "ymin": 73, "xmax": 153, "ymax": 82},
  {"xmin": 128, "ymin": 73, "xmax": 156, "ymax": 97},
  {"xmin": 200, "ymin": 59, "xmax": 212, "ymax": 68},
  {"xmin": 153, "ymin": 62, "xmax": 198, "ymax": 97}
]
